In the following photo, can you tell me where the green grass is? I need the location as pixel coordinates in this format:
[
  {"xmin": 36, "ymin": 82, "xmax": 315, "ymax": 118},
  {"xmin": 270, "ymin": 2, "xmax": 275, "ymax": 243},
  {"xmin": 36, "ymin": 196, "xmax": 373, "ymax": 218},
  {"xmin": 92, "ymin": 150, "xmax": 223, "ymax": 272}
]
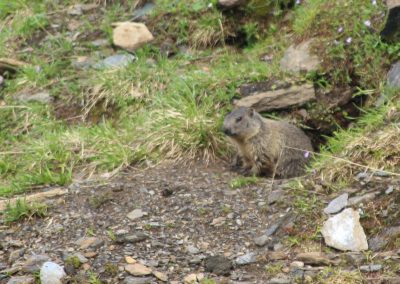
[
  {"xmin": 0, "ymin": 0, "xmax": 398, "ymax": 202},
  {"xmin": 3, "ymin": 199, "xmax": 47, "ymax": 223},
  {"xmin": 229, "ymin": 176, "xmax": 259, "ymax": 189}
]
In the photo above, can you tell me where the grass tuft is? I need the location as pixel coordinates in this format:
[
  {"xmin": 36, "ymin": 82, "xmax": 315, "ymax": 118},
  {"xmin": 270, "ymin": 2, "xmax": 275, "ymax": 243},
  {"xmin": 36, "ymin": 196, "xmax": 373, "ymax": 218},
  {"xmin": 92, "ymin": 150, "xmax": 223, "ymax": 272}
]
[{"xmin": 3, "ymin": 199, "xmax": 47, "ymax": 223}]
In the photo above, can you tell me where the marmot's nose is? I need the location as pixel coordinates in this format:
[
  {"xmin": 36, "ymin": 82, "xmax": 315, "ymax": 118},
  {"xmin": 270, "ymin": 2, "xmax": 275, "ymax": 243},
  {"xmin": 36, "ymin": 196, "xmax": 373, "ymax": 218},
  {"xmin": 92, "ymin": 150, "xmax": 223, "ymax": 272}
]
[{"xmin": 223, "ymin": 127, "xmax": 232, "ymax": 136}]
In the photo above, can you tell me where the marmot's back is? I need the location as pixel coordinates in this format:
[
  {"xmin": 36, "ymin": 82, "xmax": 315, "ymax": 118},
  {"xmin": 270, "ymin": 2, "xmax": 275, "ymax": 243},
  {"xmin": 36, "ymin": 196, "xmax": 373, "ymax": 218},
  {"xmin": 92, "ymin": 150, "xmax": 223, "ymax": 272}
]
[{"xmin": 223, "ymin": 107, "xmax": 313, "ymax": 178}]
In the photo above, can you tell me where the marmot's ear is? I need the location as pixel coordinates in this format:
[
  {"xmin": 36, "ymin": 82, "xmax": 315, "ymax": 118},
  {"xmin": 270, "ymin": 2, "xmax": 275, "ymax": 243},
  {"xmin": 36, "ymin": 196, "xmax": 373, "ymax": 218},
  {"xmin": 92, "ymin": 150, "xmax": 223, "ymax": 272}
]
[{"xmin": 248, "ymin": 108, "xmax": 255, "ymax": 117}]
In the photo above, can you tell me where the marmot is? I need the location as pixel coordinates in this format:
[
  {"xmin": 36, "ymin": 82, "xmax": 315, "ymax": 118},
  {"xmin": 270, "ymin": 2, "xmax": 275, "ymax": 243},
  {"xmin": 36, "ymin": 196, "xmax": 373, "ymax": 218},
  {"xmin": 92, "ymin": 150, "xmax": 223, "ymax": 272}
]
[{"xmin": 222, "ymin": 107, "xmax": 313, "ymax": 178}]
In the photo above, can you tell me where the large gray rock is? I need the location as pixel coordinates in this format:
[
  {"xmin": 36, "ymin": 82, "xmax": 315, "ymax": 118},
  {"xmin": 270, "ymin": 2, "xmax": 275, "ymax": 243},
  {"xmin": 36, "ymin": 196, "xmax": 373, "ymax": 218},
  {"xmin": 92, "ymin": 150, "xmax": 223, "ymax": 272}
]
[
  {"xmin": 234, "ymin": 81, "xmax": 315, "ymax": 112},
  {"xmin": 381, "ymin": 1, "xmax": 400, "ymax": 42},
  {"xmin": 324, "ymin": 193, "xmax": 348, "ymax": 214},
  {"xmin": 387, "ymin": 61, "xmax": 400, "ymax": 88},
  {"xmin": 280, "ymin": 40, "xmax": 321, "ymax": 73},
  {"xmin": 321, "ymin": 208, "xmax": 368, "ymax": 252},
  {"xmin": 113, "ymin": 22, "xmax": 154, "ymax": 52}
]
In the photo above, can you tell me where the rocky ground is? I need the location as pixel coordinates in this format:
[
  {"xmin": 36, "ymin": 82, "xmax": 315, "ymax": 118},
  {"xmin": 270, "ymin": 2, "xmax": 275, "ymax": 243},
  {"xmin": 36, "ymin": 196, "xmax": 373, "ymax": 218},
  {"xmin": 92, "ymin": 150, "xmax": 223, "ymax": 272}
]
[{"xmin": 1, "ymin": 162, "xmax": 400, "ymax": 283}]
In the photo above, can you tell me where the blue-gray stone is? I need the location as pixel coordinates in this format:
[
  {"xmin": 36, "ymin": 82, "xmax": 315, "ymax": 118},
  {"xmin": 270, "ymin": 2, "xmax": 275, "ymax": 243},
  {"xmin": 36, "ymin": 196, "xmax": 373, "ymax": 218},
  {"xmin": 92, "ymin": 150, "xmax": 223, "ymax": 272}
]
[{"xmin": 94, "ymin": 54, "xmax": 136, "ymax": 69}]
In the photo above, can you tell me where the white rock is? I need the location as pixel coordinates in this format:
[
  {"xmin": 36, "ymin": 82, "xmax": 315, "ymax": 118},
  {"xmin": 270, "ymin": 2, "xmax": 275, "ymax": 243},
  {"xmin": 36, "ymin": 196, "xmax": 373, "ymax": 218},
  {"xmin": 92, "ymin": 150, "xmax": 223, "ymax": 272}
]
[
  {"xmin": 113, "ymin": 22, "xmax": 154, "ymax": 52},
  {"xmin": 321, "ymin": 208, "xmax": 368, "ymax": 252},
  {"xmin": 40, "ymin": 262, "xmax": 66, "ymax": 284},
  {"xmin": 324, "ymin": 193, "xmax": 348, "ymax": 214},
  {"xmin": 127, "ymin": 209, "xmax": 147, "ymax": 221}
]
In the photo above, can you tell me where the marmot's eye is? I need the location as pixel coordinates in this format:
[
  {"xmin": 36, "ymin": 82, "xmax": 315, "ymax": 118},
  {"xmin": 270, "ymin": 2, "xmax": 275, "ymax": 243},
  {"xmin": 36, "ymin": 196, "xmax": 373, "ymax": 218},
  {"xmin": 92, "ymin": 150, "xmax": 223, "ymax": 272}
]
[{"xmin": 236, "ymin": 116, "xmax": 242, "ymax": 123}]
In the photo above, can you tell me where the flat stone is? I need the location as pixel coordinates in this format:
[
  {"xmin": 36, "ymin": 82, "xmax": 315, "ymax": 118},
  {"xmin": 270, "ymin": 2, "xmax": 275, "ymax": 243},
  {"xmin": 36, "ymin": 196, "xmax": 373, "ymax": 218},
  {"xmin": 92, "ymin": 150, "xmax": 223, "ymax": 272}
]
[
  {"xmin": 153, "ymin": 271, "xmax": 168, "ymax": 282},
  {"xmin": 290, "ymin": 261, "xmax": 304, "ymax": 268},
  {"xmin": 21, "ymin": 254, "xmax": 50, "ymax": 273},
  {"xmin": 295, "ymin": 252, "xmax": 335, "ymax": 266},
  {"xmin": 40, "ymin": 262, "xmax": 66, "ymax": 284},
  {"xmin": 235, "ymin": 252, "xmax": 257, "ymax": 265},
  {"xmin": 254, "ymin": 234, "xmax": 270, "ymax": 247},
  {"xmin": 218, "ymin": 0, "xmax": 246, "ymax": 8},
  {"xmin": 321, "ymin": 208, "xmax": 368, "ymax": 252},
  {"xmin": 127, "ymin": 209, "xmax": 147, "ymax": 221},
  {"xmin": 15, "ymin": 91, "xmax": 52, "ymax": 103},
  {"xmin": 280, "ymin": 39, "xmax": 321, "ymax": 73},
  {"xmin": 113, "ymin": 22, "xmax": 154, "ymax": 52},
  {"xmin": 125, "ymin": 263, "xmax": 152, "ymax": 276},
  {"xmin": 204, "ymin": 255, "xmax": 233, "ymax": 276},
  {"xmin": 359, "ymin": 264, "xmax": 383, "ymax": 272},
  {"xmin": 93, "ymin": 54, "xmax": 136, "ymax": 70},
  {"xmin": 75, "ymin": 237, "xmax": 104, "ymax": 250},
  {"xmin": 125, "ymin": 256, "xmax": 137, "ymax": 264},
  {"xmin": 7, "ymin": 276, "xmax": 35, "ymax": 284},
  {"xmin": 348, "ymin": 192, "xmax": 378, "ymax": 206},
  {"xmin": 324, "ymin": 193, "xmax": 348, "ymax": 214},
  {"xmin": 116, "ymin": 232, "xmax": 149, "ymax": 244},
  {"xmin": 234, "ymin": 81, "xmax": 315, "ymax": 112}
]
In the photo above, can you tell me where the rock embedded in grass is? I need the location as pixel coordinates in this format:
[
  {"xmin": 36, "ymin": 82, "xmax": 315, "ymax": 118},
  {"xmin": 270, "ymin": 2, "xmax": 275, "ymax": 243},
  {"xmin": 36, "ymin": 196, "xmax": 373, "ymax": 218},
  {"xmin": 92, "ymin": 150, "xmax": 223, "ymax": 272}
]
[
  {"xmin": 112, "ymin": 22, "xmax": 154, "ymax": 52},
  {"xmin": 93, "ymin": 54, "xmax": 137, "ymax": 70},
  {"xmin": 280, "ymin": 39, "xmax": 321, "ymax": 73},
  {"xmin": 235, "ymin": 81, "xmax": 315, "ymax": 112},
  {"xmin": 387, "ymin": 61, "xmax": 400, "ymax": 88}
]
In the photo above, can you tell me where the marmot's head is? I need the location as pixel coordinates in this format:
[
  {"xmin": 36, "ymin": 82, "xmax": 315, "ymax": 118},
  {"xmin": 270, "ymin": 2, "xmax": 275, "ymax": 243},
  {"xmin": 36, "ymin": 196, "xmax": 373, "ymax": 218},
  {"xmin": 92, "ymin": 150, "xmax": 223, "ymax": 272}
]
[{"xmin": 222, "ymin": 107, "xmax": 261, "ymax": 140}]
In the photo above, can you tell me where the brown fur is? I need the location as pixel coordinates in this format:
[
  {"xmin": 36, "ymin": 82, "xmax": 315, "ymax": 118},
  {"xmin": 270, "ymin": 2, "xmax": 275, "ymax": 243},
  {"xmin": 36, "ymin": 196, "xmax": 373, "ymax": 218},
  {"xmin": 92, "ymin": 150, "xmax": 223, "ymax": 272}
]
[{"xmin": 222, "ymin": 107, "xmax": 313, "ymax": 178}]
